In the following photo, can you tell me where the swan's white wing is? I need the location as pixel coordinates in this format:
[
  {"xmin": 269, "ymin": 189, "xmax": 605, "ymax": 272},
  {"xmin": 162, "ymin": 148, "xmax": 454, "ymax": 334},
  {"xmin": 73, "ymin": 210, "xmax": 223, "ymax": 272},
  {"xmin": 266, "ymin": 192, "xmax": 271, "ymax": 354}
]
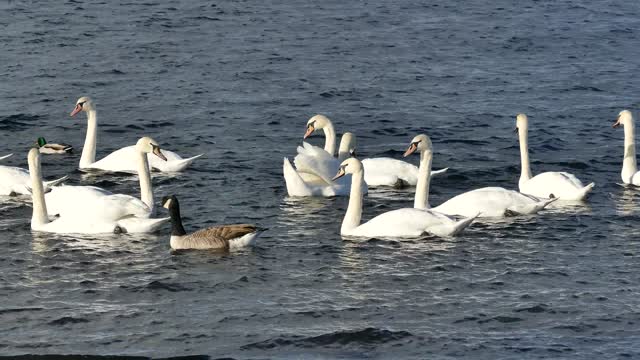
[
  {"xmin": 348, "ymin": 208, "xmax": 472, "ymax": 238},
  {"xmin": 149, "ymin": 152, "xmax": 203, "ymax": 172},
  {"xmin": 283, "ymin": 157, "xmax": 362, "ymax": 197},
  {"xmin": 117, "ymin": 216, "xmax": 169, "ymax": 233},
  {"xmin": 89, "ymin": 146, "xmax": 139, "ymax": 172},
  {"xmin": 293, "ymin": 142, "xmax": 338, "ymax": 183},
  {"xmin": 34, "ymin": 216, "xmax": 121, "ymax": 234},
  {"xmin": 46, "ymin": 185, "xmax": 150, "ymax": 221},
  {"xmin": 434, "ymin": 187, "xmax": 545, "ymax": 218},
  {"xmin": 362, "ymin": 158, "xmax": 448, "ymax": 187},
  {"xmin": 520, "ymin": 172, "xmax": 593, "ymax": 200}
]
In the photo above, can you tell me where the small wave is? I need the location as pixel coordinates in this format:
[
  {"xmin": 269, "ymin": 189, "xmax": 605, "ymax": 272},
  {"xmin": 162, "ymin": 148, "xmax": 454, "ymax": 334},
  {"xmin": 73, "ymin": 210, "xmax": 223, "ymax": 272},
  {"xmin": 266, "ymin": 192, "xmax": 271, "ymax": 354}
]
[
  {"xmin": 242, "ymin": 327, "xmax": 413, "ymax": 350},
  {"xmin": 48, "ymin": 316, "xmax": 89, "ymax": 326}
]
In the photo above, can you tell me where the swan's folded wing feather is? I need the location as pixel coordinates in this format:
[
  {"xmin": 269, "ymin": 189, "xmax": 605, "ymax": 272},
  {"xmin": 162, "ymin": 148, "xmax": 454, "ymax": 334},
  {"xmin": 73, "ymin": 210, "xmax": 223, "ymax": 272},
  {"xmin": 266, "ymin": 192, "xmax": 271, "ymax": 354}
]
[{"xmin": 293, "ymin": 147, "xmax": 338, "ymax": 183}]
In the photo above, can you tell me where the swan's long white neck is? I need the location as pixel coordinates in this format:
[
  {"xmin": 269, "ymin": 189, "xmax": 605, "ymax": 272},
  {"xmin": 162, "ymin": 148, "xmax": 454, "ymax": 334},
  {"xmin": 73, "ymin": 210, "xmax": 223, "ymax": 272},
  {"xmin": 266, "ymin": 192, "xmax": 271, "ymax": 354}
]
[
  {"xmin": 322, "ymin": 122, "xmax": 336, "ymax": 156},
  {"xmin": 414, "ymin": 149, "xmax": 433, "ymax": 209},
  {"xmin": 80, "ymin": 110, "xmax": 98, "ymax": 168},
  {"xmin": 342, "ymin": 169, "xmax": 364, "ymax": 233},
  {"xmin": 622, "ymin": 118, "xmax": 638, "ymax": 182},
  {"xmin": 28, "ymin": 151, "xmax": 49, "ymax": 227},
  {"xmin": 518, "ymin": 124, "xmax": 533, "ymax": 188},
  {"xmin": 137, "ymin": 151, "xmax": 154, "ymax": 213},
  {"xmin": 337, "ymin": 136, "xmax": 351, "ymax": 162}
]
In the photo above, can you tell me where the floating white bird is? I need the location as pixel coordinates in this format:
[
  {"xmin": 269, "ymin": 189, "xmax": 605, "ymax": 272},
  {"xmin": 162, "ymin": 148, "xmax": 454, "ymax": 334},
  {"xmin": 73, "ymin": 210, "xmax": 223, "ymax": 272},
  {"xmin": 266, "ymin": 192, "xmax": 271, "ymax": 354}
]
[
  {"xmin": 613, "ymin": 110, "xmax": 640, "ymax": 186},
  {"xmin": 300, "ymin": 114, "xmax": 448, "ymax": 187},
  {"xmin": 516, "ymin": 113, "xmax": 594, "ymax": 200},
  {"xmin": 71, "ymin": 96, "xmax": 203, "ymax": 172},
  {"xmin": 36, "ymin": 137, "xmax": 73, "ymax": 154},
  {"xmin": 0, "ymin": 156, "xmax": 68, "ymax": 196},
  {"xmin": 405, "ymin": 134, "xmax": 554, "ymax": 218},
  {"xmin": 45, "ymin": 137, "xmax": 170, "ymax": 233},
  {"xmin": 162, "ymin": 195, "xmax": 264, "ymax": 250},
  {"xmin": 332, "ymin": 157, "xmax": 476, "ymax": 238},
  {"xmin": 27, "ymin": 148, "xmax": 123, "ymax": 234}
]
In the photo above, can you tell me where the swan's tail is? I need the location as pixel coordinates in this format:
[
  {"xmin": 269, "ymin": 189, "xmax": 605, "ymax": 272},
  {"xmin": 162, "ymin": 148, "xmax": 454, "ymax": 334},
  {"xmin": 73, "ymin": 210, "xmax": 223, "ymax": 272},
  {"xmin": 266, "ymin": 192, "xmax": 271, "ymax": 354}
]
[
  {"xmin": 159, "ymin": 154, "xmax": 204, "ymax": 172},
  {"xmin": 117, "ymin": 216, "xmax": 170, "ymax": 234},
  {"xmin": 449, "ymin": 212, "xmax": 480, "ymax": 236},
  {"xmin": 283, "ymin": 157, "xmax": 311, "ymax": 197},
  {"xmin": 573, "ymin": 182, "xmax": 595, "ymax": 201},
  {"xmin": 43, "ymin": 175, "xmax": 70, "ymax": 190},
  {"xmin": 431, "ymin": 167, "xmax": 449, "ymax": 177},
  {"xmin": 0, "ymin": 153, "xmax": 13, "ymax": 161},
  {"xmin": 508, "ymin": 197, "xmax": 558, "ymax": 215}
]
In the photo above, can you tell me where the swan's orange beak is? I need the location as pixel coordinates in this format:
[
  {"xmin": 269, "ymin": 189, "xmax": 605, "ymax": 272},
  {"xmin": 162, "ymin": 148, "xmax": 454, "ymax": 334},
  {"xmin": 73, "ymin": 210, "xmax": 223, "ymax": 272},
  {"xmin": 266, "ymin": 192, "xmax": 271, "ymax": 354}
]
[
  {"xmin": 152, "ymin": 145, "xmax": 167, "ymax": 161},
  {"xmin": 613, "ymin": 117, "xmax": 621, "ymax": 128},
  {"xmin": 332, "ymin": 167, "xmax": 346, "ymax": 181},
  {"xmin": 70, "ymin": 104, "xmax": 82, "ymax": 117},
  {"xmin": 403, "ymin": 143, "xmax": 417, "ymax": 157},
  {"xmin": 303, "ymin": 124, "xmax": 315, "ymax": 139}
]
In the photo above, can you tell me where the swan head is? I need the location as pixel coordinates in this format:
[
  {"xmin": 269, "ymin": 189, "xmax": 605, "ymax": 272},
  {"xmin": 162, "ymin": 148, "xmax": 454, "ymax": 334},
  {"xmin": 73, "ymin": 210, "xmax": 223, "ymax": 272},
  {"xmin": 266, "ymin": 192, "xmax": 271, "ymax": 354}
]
[
  {"xmin": 304, "ymin": 114, "xmax": 332, "ymax": 139},
  {"xmin": 339, "ymin": 132, "xmax": 357, "ymax": 156},
  {"xmin": 613, "ymin": 110, "xmax": 633, "ymax": 128},
  {"xmin": 136, "ymin": 137, "xmax": 167, "ymax": 161},
  {"xmin": 71, "ymin": 96, "xmax": 94, "ymax": 116},
  {"xmin": 332, "ymin": 157, "xmax": 362, "ymax": 181},
  {"xmin": 515, "ymin": 113, "xmax": 529, "ymax": 133},
  {"xmin": 162, "ymin": 195, "xmax": 178, "ymax": 209},
  {"xmin": 27, "ymin": 147, "xmax": 40, "ymax": 170},
  {"xmin": 403, "ymin": 134, "xmax": 432, "ymax": 157}
]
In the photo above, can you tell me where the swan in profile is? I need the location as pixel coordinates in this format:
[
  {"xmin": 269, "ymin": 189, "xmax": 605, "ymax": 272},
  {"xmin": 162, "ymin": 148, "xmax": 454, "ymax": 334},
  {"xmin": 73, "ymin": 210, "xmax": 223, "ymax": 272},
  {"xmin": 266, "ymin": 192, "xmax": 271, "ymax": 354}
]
[
  {"xmin": 405, "ymin": 134, "xmax": 554, "ymax": 218},
  {"xmin": 516, "ymin": 113, "xmax": 594, "ymax": 200},
  {"xmin": 0, "ymin": 158, "xmax": 68, "ymax": 196},
  {"xmin": 45, "ymin": 137, "xmax": 170, "ymax": 233},
  {"xmin": 71, "ymin": 96, "xmax": 203, "ymax": 172},
  {"xmin": 0, "ymin": 154, "xmax": 12, "ymax": 161},
  {"xmin": 28, "ymin": 148, "xmax": 123, "ymax": 234},
  {"xmin": 36, "ymin": 137, "xmax": 73, "ymax": 154},
  {"xmin": 302, "ymin": 114, "xmax": 447, "ymax": 186},
  {"xmin": 162, "ymin": 195, "xmax": 263, "ymax": 250},
  {"xmin": 333, "ymin": 157, "xmax": 476, "ymax": 238},
  {"xmin": 284, "ymin": 132, "xmax": 368, "ymax": 196},
  {"xmin": 613, "ymin": 110, "xmax": 640, "ymax": 185}
]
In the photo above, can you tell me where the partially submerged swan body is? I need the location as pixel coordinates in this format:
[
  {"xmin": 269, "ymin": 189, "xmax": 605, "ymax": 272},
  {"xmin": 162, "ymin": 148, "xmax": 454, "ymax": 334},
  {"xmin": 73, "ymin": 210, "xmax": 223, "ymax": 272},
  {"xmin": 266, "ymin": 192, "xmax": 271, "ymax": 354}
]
[
  {"xmin": 0, "ymin": 162, "xmax": 68, "ymax": 196},
  {"xmin": 36, "ymin": 137, "xmax": 73, "ymax": 154},
  {"xmin": 516, "ymin": 113, "xmax": 594, "ymax": 200},
  {"xmin": 333, "ymin": 157, "xmax": 476, "ymax": 238},
  {"xmin": 71, "ymin": 96, "xmax": 203, "ymax": 172},
  {"xmin": 361, "ymin": 157, "xmax": 448, "ymax": 187},
  {"xmin": 404, "ymin": 134, "xmax": 554, "ymax": 218},
  {"xmin": 45, "ymin": 137, "xmax": 170, "ymax": 233},
  {"xmin": 28, "ymin": 148, "xmax": 123, "ymax": 234},
  {"xmin": 162, "ymin": 195, "xmax": 263, "ymax": 250},
  {"xmin": 613, "ymin": 110, "xmax": 640, "ymax": 186}
]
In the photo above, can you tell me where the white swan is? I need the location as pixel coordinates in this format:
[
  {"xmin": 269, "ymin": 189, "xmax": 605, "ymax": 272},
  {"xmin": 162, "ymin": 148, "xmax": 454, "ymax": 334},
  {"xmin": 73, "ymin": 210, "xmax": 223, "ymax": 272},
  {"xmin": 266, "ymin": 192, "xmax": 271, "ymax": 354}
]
[
  {"xmin": 162, "ymin": 195, "xmax": 263, "ymax": 250},
  {"xmin": 0, "ymin": 159, "xmax": 68, "ymax": 196},
  {"xmin": 71, "ymin": 96, "xmax": 203, "ymax": 172},
  {"xmin": 404, "ymin": 134, "xmax": 554, "ymax": 218},
  {"xmin": 301, "ymin": 114, "xmax": 447, "ymax": 186},
  {"xmin": 0, "ymin": 154, "xmax": 13, "ymax": 161},
  {"xmin": 333, "ymin": 157, "xmax": 476, "ymax": 238},
  {"xmin": 284, "ymin": 132, "xmax": 368, "ymax": 197},
  {"xmin": 516, "ymin": 113, "xmax": 594, "ymax": 200},
  {"xmin": 28, "ymin": 148, "xmax": 123, "ymax": 234},
  {"xmin": 613, "ymin": 110, "xmax": 640, "ymax": 185},
  {"xmin": 45, "ymin": 137, "xmax": 170, "ymax": 233}
]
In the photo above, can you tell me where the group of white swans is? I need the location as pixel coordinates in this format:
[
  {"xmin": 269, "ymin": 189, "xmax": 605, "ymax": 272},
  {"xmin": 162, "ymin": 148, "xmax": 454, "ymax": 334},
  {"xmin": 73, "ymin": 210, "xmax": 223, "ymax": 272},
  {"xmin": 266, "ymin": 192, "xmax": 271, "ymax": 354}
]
[
  {"xmin": 281, "ymin": 111, "xmax": 640, "ymax": 238},
  {"xmin": 2, "ymin": 103, "xmax": 637, "ymax": 247},
  {"xmin": 0, "ymin": 97, "xmax": 260, "ymax": 250}
]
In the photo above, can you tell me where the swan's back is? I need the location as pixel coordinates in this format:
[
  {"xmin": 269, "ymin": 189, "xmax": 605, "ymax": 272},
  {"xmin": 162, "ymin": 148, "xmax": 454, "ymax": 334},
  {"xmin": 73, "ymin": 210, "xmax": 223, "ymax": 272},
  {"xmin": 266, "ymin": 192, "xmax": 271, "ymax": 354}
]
[
  {"xmin": 521, "ymin": 171, "xmax": 586, "ymax": 198},
  {"xmin": 349, "ymin": 208, "xmax": 456, "ymax": 238},
  {"xmin": 362, "ymin": 158, "xmax": 418, "ymax": 186},
  {"xmin": 434, "ymin": 187, "xmax": 538, "ymax": 217}
]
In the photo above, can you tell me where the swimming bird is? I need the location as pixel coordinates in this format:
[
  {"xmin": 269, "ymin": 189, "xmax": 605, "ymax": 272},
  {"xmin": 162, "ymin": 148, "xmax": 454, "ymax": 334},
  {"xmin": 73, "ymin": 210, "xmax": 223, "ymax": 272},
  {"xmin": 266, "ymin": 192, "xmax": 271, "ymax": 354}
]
[
  {"xmin": 162, "ymin": 195, "xmax": 263, "ymax": 250},
  {"xmin": 613, "ymin": 110, "xmax": 640, "ymax": 186},
  {"xmin": 36, "ymin": 137, "xmax": 73, "ymax": 154}
]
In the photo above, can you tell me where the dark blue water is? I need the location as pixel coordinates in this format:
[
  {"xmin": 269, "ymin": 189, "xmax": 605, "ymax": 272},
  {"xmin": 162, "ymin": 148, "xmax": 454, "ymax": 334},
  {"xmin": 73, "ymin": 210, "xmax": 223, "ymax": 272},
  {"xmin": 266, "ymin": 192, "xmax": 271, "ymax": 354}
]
[{"xmin": 1, "ymin": 0, "xmax": 640, "ymax": 358}]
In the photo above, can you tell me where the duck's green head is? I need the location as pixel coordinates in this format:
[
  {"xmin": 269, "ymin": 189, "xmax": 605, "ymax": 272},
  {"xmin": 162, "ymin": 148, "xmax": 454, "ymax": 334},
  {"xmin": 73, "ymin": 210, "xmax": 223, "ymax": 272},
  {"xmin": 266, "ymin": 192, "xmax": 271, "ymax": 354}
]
[{"xmin": 36, "ymin": 137, "xmax": 47, "ymax": 147}]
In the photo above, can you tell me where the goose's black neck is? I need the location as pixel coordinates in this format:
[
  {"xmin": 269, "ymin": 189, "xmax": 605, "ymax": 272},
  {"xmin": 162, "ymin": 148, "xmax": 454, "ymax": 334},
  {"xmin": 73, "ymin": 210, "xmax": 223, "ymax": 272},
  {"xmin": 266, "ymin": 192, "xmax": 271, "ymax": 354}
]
[{"xmin": 168, "ymin": 199, "xmax": 187, "ymax": 236}]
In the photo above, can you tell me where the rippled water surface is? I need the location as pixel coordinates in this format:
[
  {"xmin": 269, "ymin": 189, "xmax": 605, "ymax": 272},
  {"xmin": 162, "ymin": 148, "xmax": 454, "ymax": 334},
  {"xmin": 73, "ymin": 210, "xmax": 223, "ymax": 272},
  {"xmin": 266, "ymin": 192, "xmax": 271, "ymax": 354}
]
[{"xmin": 1, "ymin": 0, "xmax": 640, "ymax": 358}]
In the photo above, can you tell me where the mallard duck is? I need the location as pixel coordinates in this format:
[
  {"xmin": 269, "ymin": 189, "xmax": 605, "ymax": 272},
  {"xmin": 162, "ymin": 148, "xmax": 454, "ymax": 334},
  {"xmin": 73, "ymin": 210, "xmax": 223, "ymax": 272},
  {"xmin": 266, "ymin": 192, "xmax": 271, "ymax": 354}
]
[{"xmin": 36, "ymin": 137, "xmax": 73, "ymax": 154}]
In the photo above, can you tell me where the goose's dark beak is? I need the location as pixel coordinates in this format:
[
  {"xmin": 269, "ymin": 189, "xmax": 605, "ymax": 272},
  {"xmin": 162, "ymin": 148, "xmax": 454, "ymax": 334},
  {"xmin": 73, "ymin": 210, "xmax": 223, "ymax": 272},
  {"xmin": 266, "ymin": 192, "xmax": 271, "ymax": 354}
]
[{"xmin": 70, "ymin": 103, "xmax": 82, "ymax": 117}]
